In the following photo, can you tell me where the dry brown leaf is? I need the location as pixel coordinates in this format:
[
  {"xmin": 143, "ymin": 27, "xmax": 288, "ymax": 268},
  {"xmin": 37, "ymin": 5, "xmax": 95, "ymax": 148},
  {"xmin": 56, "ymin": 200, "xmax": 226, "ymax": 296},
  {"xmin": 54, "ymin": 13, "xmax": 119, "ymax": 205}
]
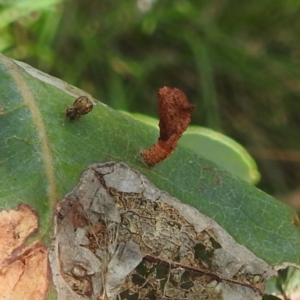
[
  {"xmin": 50, "ymin": 162, "xmax": 275, "ymax": 300},
  {"xmin": 141, "ymin": 87, "xmax": 195, "ymax": 166},
  {"xmin": 0, "ymin": 204, "xmax": 49, "ymax": 300}
]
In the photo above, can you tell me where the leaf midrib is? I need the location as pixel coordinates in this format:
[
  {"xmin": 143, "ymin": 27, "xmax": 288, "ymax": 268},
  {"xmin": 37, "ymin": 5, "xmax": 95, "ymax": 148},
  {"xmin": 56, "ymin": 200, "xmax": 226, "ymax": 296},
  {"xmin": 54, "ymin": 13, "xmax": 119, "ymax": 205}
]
[{"xmin": 0, "ymin": 54, "xmax": 57, "ymax": 209}]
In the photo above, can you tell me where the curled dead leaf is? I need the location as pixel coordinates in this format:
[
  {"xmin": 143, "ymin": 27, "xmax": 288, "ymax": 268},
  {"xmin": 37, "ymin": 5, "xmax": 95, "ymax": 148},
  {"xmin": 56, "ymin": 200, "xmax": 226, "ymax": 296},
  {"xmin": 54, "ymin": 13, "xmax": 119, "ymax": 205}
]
[{"xmin": 141, "ymin": 87, "xmax": 195, "ymax": 166}]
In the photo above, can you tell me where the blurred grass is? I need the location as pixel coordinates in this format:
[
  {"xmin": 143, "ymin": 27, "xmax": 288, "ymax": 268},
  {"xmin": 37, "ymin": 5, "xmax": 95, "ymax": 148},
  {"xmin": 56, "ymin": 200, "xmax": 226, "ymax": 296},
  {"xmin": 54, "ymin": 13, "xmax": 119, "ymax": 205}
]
[
  {"xmin": 2, "ymin": 0, "xmax": 300, "ymax": 199},
  {"xmin": 2, "ymin": 1, "xmax": 300, "ymax": 297}
]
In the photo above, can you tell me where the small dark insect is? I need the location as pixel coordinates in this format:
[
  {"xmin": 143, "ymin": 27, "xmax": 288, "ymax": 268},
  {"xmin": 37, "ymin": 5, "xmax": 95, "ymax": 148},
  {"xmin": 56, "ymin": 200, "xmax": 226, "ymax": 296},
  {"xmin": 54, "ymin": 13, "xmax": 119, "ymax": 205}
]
[{"xmin": 65, "ymin": 96, "xmax": 93, "ymax": 121}]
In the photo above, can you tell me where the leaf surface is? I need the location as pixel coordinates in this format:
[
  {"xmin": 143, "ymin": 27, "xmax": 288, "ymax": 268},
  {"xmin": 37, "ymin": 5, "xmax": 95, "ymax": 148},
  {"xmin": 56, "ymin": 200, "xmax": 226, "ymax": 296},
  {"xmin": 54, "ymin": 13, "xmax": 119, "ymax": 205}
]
[
  {"xmin": 0, "ymin": 53, "xmax": 299, "ymax": 266},
  {"xmin": 123, "ymin": 112, "xmax": 260, "ymax": 184}
]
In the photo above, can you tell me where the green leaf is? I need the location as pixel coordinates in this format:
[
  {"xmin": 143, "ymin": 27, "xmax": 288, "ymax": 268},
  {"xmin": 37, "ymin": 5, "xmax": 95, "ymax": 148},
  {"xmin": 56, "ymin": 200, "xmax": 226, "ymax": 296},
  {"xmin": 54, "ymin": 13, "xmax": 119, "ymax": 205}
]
[
  {"xmin": 265, "ymin": 266, "xmax": 300, "ymax": 298},
  {"xmin": 0, "ymin": 53, "xmax": 300, "ymax": 266},
  {"xmin": 121, "ymin": 112, "xmax": 260, "ymax": 184},
  {"xmin": 181, "ymin": 126, "xmax": 260, "ymax": 184}
]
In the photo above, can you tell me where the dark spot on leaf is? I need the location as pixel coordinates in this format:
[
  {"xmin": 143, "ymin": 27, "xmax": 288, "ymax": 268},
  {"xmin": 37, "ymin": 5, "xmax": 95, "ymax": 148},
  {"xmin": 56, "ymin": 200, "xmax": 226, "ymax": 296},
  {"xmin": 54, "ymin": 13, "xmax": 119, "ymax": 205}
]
[
  {"xmin": 145, "ymin": 289, "xmax": 157, "ymax": 300},
  {"xmin": 180, "ymin": 280, "xmax": 194, "ymax": 290},
  {"xmin": 131, "ymin": 273, "xmax": 146, "ymax": 286},
  {"xmin": 210, "ymin": 237, "xmax": 222, "ymax": 250},
  {"xmin": 119, "ymin": 291, "xmax": 139, "ymax": 300},
  {"xmin": 194, "ymin": 243, "xmax": 214, "ymax": 269}
]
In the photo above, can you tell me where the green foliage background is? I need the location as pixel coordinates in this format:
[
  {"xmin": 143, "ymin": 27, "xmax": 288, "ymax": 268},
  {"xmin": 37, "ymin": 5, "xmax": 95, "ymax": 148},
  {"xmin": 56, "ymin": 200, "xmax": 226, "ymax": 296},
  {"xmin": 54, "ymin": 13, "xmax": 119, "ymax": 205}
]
[
  {"xmin": 2, "ymin": 0, "xmax": 300, "ymax": 198},
  {"xmin": 2, "ymin": 1, "xmax": 300, "ymax": 298}
]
